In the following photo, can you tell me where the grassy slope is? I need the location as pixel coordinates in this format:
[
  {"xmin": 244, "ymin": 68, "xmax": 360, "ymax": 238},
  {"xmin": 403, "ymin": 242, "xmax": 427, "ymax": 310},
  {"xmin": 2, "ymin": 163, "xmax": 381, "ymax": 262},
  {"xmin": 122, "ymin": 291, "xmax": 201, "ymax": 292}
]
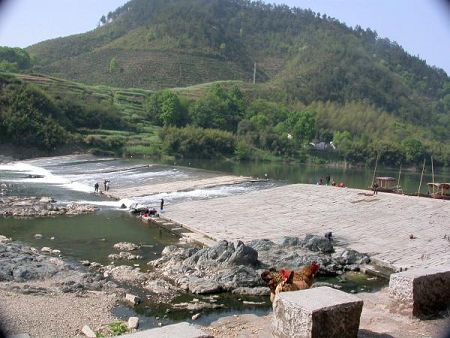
[
  {"xmin": 26, "ymin": 0, "xmax": 449, "ymax": 134},
  {"xmin": 7, "ymin": 72, "xmax": 256, "ymax": 157}
]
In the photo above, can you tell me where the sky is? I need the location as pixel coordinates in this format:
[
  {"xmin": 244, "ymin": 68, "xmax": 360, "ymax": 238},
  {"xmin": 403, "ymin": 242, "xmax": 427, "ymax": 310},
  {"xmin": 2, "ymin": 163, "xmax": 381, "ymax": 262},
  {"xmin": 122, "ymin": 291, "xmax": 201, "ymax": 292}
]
[{"xmin": 0, "ymin": 0, "xmax": 449, "ymax": 74}]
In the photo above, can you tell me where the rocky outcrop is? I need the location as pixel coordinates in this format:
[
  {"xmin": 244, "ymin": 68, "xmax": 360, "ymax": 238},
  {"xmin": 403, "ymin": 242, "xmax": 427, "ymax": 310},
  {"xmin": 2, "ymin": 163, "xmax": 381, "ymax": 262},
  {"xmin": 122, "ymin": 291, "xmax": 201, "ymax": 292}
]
[
  {"xmin": 0, "ymin": 236, "xmax": 116, "ymax": 295},
  {"xmin": 149, "ymin": 235, "xmax": 371, "ymax": 295},
  {"xmin": 149, "ymin": 240, "xmax": 263, "ymax": 294},
  {"xmin": 0, "ymin": 239, "xmax": 68, "ymax": 282},
  {"xmin": 0, "ymin": 196, "xmax": 97, "ymax": 218},
  {"xmin": 101, "ymin": 265, "xmax": 181, "ymax": 302}
]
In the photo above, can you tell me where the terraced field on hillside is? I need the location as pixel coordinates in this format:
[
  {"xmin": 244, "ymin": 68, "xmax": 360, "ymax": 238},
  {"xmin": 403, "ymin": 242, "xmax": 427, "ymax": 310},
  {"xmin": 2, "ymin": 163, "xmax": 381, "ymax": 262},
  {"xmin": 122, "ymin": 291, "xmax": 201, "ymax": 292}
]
[{"xmin": 33, "ymin": 49, "xmax": 257, "ymax": 90}]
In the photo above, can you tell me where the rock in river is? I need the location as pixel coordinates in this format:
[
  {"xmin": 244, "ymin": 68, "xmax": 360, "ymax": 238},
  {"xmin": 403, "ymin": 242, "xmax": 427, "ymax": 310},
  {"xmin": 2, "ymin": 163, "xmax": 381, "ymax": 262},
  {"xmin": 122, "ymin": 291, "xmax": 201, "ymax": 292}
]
[
  {"xmin": 0, "ymin": 196, "xmax": 97, "ymax": 218},
  {"xmin": 148, "ymin": 235, "xmax": 371, "ymax": 295},
  {"xmin": 113, "ymin": 242, "xmax": 140, "ymax": 251}
]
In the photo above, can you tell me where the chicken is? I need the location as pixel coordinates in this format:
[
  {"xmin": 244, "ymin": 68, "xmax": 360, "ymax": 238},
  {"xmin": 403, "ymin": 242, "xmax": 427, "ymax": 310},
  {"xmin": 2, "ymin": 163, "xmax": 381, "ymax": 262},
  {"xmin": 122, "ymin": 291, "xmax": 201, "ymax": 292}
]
[
  {"xmin": 261, "ymin": 267, "xmax": 284, "ymax": 300},
  {"xmin": 261, "ymin": 262, "xmax": 320, "ymax": 302}
]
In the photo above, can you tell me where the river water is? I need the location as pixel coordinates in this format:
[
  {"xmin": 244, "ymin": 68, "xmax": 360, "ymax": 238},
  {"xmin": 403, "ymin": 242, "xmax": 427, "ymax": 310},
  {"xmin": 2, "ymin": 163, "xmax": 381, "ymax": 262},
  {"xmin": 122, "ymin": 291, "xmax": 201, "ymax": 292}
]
[
  {"xmin": 0, "ymin": 154, "xmax": 445, "ymax": 326},
  {"xmin": 0, "ymin": 154, "xmax": 448, "ymax": 264},
  {"xmin": 0, "ymin": 155, "xmax": 276, "ymax": 264}
]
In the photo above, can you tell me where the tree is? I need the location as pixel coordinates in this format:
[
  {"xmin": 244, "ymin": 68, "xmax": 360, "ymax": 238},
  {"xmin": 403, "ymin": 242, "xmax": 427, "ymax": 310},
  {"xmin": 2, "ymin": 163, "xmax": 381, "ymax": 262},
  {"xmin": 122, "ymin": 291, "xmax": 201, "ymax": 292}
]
[
  {"xmin": 109, "ymin": 57, "xmax": 118, "ymax": 73},
  {"xmin": 332, "ymin": 131, "xmax": 352, "ymax": 154},
  {"xmin": 145, "ymin": 91, "xmax": 188, "ymax": 127},
  {"xmin": 286, "ymin": 111, "xmax": 316, "ymax": 144},
  {"xmin": 159, "ymin": 91, "xmax": 187, "ymax": 127},
  {"xmin": 401, "ymin": 138, "xmax": 425, "ymax": 163},
  {"xmin": 189, "ymin": 84, "xmax": 245, "ymax": 132},
  {"xmin": 0, "ymin": 47, "xmax": 31, "ymax": 71}
]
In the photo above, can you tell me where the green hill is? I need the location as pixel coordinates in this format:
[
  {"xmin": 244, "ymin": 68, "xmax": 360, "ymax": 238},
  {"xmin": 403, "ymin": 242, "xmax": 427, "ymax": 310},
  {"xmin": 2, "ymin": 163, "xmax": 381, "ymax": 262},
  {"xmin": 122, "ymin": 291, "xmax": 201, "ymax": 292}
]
[
  {"xmin": 27, "ymin": 0, "xmax": 450, "ymax": 129},
  {"xmin": 2, "ymin": 0, "xmax": 449, "ymax": 164}
]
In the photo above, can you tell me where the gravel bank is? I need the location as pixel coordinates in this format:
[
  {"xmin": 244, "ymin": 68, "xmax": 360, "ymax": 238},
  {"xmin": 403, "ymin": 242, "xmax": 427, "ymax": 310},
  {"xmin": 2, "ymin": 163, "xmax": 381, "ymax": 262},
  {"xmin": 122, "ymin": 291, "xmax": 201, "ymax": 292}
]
[
  {"xmin": 0, "ymin": 284, "xmax": 119, "ymax": 337},
  {"xmin": 0, "ymin": 235, "xmax": 120, "ymax": 337}
]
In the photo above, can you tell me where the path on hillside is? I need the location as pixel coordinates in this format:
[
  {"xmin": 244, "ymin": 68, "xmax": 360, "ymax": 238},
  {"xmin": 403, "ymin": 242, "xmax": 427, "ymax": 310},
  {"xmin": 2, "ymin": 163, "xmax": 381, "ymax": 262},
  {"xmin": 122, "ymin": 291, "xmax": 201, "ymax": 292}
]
[{"xmin": 164, "ymin": 184, "xmax": 450, "ymax": 271}]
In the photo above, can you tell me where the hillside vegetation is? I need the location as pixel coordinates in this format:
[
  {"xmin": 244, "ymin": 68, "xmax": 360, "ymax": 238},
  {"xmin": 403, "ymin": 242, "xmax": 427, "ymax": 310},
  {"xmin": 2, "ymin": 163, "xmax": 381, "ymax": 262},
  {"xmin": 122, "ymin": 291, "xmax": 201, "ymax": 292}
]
[{"xmin": 0, "ymin": 0, "xmax": 449, "ymax": 165}]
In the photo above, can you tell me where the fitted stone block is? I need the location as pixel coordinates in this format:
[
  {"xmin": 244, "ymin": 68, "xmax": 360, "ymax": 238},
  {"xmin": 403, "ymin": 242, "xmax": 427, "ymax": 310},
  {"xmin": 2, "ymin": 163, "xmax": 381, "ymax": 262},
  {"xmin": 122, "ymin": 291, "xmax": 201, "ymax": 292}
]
[
  {"xmin": 272, "ymin": 287, "xmax": 363, "ymax": 338},
  {"xmin": 389, "ymin": 265, "xmax": 450, "ymax": 317}
]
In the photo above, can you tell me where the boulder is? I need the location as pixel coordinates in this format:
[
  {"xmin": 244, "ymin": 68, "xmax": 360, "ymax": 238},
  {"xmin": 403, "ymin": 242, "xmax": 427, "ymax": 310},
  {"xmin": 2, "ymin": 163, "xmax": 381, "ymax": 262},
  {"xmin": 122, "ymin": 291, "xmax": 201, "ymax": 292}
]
[
  {"xmin": 125, "ymin": 293, "xmax": 141, "ymax": 305},
  {"xmin": 227, "ymin": 241, "xmax": 258, "ymax": 266},
  {"xmin": 105, "ymin": 265, "xmax": 147, "ymax": 284},
  {"xmin": 184, "ymin": 240, "xmax": 258, "ymax": 269},
  {"xmin": 81, "ymin": 325, "xmax": 96, "ymax": 338},
  {"xmin": 188, "ymin": 278, "xmax": 222, "ymax": 294},
  {"xmin": 39, "ymin": 197, "xmax": 54, "ymax": 203},
  {"xmin": 300, "ymin": 234, "xmax": 334, "ymax": 253},
  {"xmin": 41, "ymin": 247, "xmax": 52, "ymax": 253},
  {"xmin": 279, "ymin": 237, "xmax": 301, "ymax": 246},
  {"xmin": 0, "ymin": 235, "xmax": 11, "ymax": 243},
  {"xmin": 113, "ymin": 242, "xmax": 139, "ymax": 251},
  {"xmin": 128, "ymin": 317, "xmax": 139, "ymax": 330},
  {"xmin": 334, "ymin": 250, "xmax": 370, "ymax": 265},
  {"xmin": 214, "ymin": 265, "xmax": 263, "ymax": 290}
]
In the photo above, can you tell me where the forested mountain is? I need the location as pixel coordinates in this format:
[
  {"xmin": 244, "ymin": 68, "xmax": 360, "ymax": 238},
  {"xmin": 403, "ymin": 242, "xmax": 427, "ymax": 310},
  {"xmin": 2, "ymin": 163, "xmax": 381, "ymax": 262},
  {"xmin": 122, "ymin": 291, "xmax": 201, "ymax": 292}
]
[{"xmin": 2, "ymin": 0, "xmax": 449, "ymax": 164}]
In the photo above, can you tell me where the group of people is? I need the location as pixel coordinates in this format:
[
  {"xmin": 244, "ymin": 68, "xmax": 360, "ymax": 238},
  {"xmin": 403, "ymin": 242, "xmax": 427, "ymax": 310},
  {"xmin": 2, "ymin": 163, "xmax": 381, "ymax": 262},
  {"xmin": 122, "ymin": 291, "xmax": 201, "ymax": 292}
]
[
  {"xmin": 141, "ymin": 198, "xmax": 165, "ymax": 218},
  {"xmin": 317, "ymin": 175, "xmax": 345, "ymax": 188},
  {"xmin": 94, "ymin": 180, "xmax": 110, "ymax": 193}
]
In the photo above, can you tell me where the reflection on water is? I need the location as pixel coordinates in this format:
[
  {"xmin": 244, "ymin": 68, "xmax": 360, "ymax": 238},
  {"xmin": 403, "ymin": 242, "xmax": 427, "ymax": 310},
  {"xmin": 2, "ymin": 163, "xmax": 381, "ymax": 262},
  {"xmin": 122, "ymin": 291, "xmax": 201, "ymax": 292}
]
[
  {"xmin": 0, "ymin": 210, "xmax": 179, "ymax": 265},
  {"xmin": 171, "ymin": 158, "xmax": 450, "ymax": 195}
]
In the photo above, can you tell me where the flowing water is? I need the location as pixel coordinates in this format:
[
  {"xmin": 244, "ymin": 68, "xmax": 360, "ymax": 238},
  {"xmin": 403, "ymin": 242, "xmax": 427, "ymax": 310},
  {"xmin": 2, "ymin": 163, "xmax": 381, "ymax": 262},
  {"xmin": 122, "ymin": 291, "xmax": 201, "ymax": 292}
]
[{"xmin": 0, "ymin": 155, "xmax": 276, "ymax": 263}]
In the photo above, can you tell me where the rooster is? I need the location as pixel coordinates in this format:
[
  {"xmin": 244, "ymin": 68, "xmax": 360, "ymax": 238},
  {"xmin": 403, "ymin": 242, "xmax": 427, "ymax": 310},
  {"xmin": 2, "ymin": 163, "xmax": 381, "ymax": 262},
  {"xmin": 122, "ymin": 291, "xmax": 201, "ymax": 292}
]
[{"xmin": 261, "ymin": 262, "xmax": 320, "ymax": 302}]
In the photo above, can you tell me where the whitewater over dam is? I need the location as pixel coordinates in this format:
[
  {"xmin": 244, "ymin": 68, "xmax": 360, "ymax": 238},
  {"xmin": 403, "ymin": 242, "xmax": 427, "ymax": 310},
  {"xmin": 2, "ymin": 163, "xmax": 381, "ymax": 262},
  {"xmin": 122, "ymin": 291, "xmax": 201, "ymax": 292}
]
[{"xmin": 0, "ymin": 155, "xmax": 274, "ymax": 209}]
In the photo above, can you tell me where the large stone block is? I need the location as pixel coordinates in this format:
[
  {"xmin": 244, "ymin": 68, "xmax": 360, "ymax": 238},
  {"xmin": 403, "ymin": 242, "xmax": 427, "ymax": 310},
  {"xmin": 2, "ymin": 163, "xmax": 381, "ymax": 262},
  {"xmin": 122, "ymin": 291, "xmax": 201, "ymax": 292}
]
[
  {"xmin": 389, "ymin": 265, "xmax": 450, "ymax": 317},
  {"xmin": 272, "ymin": 287, "xmax": 363, "ymax": 338}
]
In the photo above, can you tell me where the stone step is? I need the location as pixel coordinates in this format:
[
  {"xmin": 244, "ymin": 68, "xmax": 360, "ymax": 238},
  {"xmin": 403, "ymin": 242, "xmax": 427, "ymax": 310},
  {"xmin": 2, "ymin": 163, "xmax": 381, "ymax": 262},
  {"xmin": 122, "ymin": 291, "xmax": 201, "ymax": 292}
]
[{"xmin": 120, "ymin": 322, "xmax": 211, "ymax": 338}]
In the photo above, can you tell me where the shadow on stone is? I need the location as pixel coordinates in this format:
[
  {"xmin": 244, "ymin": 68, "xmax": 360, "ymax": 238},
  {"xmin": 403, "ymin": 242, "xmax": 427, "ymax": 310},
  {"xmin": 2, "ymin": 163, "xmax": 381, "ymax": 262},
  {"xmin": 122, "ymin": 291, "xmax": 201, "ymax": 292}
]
[{"xmin": 358, "ymin": 329, "xmax": 394, "ymax": 338}]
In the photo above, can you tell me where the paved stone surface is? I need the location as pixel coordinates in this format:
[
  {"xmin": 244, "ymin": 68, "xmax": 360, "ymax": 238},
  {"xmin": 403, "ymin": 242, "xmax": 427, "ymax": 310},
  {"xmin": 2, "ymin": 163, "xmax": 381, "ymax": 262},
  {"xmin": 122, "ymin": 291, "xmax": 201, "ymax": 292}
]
[
  {"xmin": 389, "ymin": 265, "xmax": 450, "ymax": 317},
  {"xmin": 120, "ymin": 322, "xmax": 211, "ymax": 338},
  {"xmin": 273, "ymin": 287, "xmax": 363, "ymax": 338},
  {"xmin": 165, "ymin": 184, "xmax": 450, "ymax": 271},
  {"xmin": 106, "ymin": 175, "xmax": 251, "ymax": 199}
]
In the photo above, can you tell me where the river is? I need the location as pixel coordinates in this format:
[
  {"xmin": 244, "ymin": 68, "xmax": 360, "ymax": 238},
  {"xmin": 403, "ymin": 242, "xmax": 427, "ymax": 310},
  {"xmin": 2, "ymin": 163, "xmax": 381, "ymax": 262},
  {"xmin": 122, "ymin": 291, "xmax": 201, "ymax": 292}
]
[
  {"xmin": 0, "ymin": 154, "xmax": 448, "ymax": 265},
  {"xmin": 2, "ymin": 154, "xmax": 421, "ymax": 326}
]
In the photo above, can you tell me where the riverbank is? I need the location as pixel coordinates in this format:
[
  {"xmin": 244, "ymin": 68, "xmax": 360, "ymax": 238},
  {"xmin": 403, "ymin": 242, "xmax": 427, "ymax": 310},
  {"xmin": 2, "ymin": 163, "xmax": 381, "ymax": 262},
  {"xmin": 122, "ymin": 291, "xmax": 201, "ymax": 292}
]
[{"xmin": 0, "ymin": 235, "xmax": 121, "ymax": 337}]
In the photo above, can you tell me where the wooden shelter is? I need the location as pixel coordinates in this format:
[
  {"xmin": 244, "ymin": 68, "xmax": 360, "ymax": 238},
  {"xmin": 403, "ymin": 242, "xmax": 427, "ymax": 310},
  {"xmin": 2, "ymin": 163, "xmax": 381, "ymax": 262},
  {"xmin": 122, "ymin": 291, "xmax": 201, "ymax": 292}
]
[
  {"xmin": 374, "ymin": 177, "xmax": 400, "ymax": 193},
  {"xmin": 427, "ymin": 183, "xmax": 450, "ymax": 200}
]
